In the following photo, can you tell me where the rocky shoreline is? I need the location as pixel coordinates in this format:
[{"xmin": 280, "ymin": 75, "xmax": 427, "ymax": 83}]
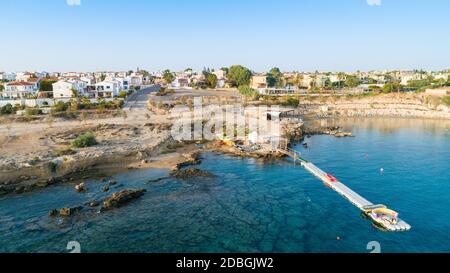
[
  {"xmin": 297, "ymin": 93, "xmax": 450, "ymax": 120},
  {"xmin": 0, "ymin": 122, "xmax": 174, "ymax": 196},
  {"xmin": 2, "ymin": 93, "xmax": 448, "ymax": 197}
]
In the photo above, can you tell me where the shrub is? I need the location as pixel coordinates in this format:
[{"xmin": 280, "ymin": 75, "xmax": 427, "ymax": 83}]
[
  {"xmin": 443, "ymin": 96, "xmax": 450, "ymax": 107},
  {"xmin": 238, "ymin": 85, "xmax": 259, "ymax": 99},
  {"xmin": 0, "ymin": 104, "xmax": 15, "ymax": 115},
  {"xmin": 52, "ymin": 147, "xmax": 76, "ymax": 157},
  {"xmin": 281, "ymin": 96, "xmax": 300, "ymax": 107},
  {"xmin": 25, "ymin": 108, "xmax": 43, "ymax": 116},
  {"xmin": 118, "ymin": 91, "xmax": 127, "ymax": 98},
  {"xmin": 52, "ymin": 101, "xmax": 68, "ymax": 112},
  {"xmin": 71, "ymin": 132, "xmax": 97, "ymax": 148}
]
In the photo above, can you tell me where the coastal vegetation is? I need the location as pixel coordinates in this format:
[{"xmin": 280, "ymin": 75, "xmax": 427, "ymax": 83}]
[
  {"xmin": 71, "ymin": 132, "xmax": 97, "ymax": 148},
  {"xmin": 25, "ymin": 107, "xmax": 43, "ymax": 116},
  {"xmin": 52, "ymin": 147, "xmax": 76, "ymax": 157},
  {"xmin": 443, "ymin": 96, "xmax": 450, "ymax": 106},
  {"xmin": 238, "ymin": 85, "xmax": 259, "ymax": 99},
  {"xmin": 0, "ymin": 103, "xmax": 16, "ymax": 116},
  {"xmin": 49, "ymin": 99, "xmax": 124, "ymax": 119}
]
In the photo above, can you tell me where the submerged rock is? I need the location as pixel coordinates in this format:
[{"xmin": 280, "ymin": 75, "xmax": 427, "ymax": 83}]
[
  {"xmin": 60, "ymin": 207, "xmax": 82, "ymax": 216},
  {"xmin": 100, "ymin": 189, "xmax": 146, "ymax": 211},
  {"xmin": 14, "ymin": 186, "xmax": 25, "ymax": 194},
  {"xmin": 84, "ymin": 200, "xmax": 100, "ymax": 207},
  {"xmin": 49, "ymin": 206, "xmax": 83, "ymax": 217},
  {"xmin": 48, "ymin": 209, "xmax": 58, "ymax": 217},
  {"xmin": 102, "ymin": 186, "xmax": 110, "ymax": 192},
  {"xmin": 170, "ymin": 168, "xmax": 215, "ymax": 180},
  {"xmin": 334, "ymin": 132, "xmax": 353, "ymax": 137},
  {"xmin": 75, "ymin": 183, "xmax": 86, "ymax": 193}
]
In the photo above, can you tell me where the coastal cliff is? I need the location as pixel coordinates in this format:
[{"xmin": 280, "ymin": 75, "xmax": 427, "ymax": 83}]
[{"xmin": 296, "ymin": 93, "xmax": 450, "ymax": 119}]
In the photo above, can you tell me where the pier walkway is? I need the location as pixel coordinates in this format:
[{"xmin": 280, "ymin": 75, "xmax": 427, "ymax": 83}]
[{"xmin": 277, "ymin": 148, "xmax": 411, "ymax": 231}]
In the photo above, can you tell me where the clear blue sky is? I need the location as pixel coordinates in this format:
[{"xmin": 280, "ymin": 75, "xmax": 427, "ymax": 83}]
[{"xmin": 1, "ymin": 0, "xmax": 449, "ymax": 72}]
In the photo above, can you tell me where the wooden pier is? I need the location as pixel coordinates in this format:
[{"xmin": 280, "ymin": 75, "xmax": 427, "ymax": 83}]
[{"xmin": 278, "ymin": 148, "xmax": 411, "ymax": 232}]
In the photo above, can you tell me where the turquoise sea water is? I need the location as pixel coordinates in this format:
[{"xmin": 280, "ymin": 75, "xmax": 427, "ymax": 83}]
[{"xmin": 1, "ymin": 118, "xmax": 449, "ymax": 253}]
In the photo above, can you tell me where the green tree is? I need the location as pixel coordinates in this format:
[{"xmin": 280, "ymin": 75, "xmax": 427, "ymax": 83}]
[
  {"xmin": 267, "ymin": 67, "xmax": 283, "ymax": 88},
  {"xmin": 0, "ymin": 84, "xmax": 4, "ymax": 92},
  {"xmin": 71, "ymin": 89, "xmax": 78, "ymax": 98},
  {"xmin": 139, "ymin": 70, "xmax": 150, "ymax": 77},
  {"xmin": 383, "ymin": 81, "xmax": 402, "ymax": 93},
  {"xmin": 206, "ymin": 73, "xmax": 218, "ymax": 89},
  {"xmin": 0, "ymin": 104, "xmax": 15, "ymax": 115},
  {"xmin": 39, "ymin": 80, "xmax": 57, "ymax": 91},
  {"xmin": 220, "ymin": 67, "xmax": 229, "ymax": 76},
  {"xmin": 228, "ymin": 65, "xmax": 252, "ymax": 87},
  {"xmin": 163, "ymin": 70, "xmax": 175, "ymax": 84},
  {"xmin": 337, "ymin": 72, "xmax": 346, "ymax": 89},
  {"xmin": 344, "ymin": 76, "xmax": 361, "ymax": 88}
]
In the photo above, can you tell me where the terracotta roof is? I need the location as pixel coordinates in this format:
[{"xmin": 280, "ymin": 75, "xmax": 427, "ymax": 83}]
[{"xmin": 6, "ymin": 81, "xmax": 35, "ymax": 86}]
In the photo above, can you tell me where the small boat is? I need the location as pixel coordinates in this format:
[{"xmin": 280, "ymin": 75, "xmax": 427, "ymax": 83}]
[
  {"xmin": 370, "ymin": 208, "xmax": 399, "ymax": 227},
  {"xmin": 326, "ymin": 174, "xmax": 337, "ymax": 182},
  {"xmin": 363, "ymin": 205, "xmax": 406, "ymax": 230}
]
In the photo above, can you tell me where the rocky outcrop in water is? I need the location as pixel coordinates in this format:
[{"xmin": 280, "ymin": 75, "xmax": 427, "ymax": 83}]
[
  {"xmin": 171, "ymin": 168, "xmax": 215, "ymax": 179},
  {"xmin": 75, "ymin": 182, "xmax": 86, "ymax": 192},
  {"xmin": 304, "ymin": 126, "xmax": 353, "ymax": 138},
  {"xmin": 100, "ymin": 189, "xmax": 147, "ymax": 211},
  {"xmin": 49, "ymin": 206, "xmax": 83, "ymax": 217},
  {"xmin": 172, "ymin": 152, "xmax": 202, "ymax": 171},
  {"xmin": 84, "ymin": 200, "xmax": 100, "ymax": 207}
]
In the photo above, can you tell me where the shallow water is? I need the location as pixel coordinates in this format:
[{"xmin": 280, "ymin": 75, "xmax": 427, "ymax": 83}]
[{"xmin": 1, "ymin": 118, "xmax": 449, "ymax": 253}]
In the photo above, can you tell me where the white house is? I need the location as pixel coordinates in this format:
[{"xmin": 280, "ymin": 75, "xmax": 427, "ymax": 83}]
[
  {"xmin": 171, "ymin": 77, "xmax": 190, "ymax": 89},
  {"xmin": 213, "ymin": 70, "xmax": 227, "ymax": 80},
  {"xmin": 400, "ymin": 72, "xmax": 424, "ymax": 85},
  {"xmin": 52, "ymin": 80, "xmax": 86, "ymax": 98},
  {"xmin": 34, "ymin": 71, "xmax": 49, "ymax": 79},
  {"xmin": 129, "ymin": 75, "xmax": 143, "ymax": 87},
  {"xmin": 94, "ymin": 80, "xmax": 120, "ymax": 98},
  {"xmin": 2, "ymin": 82, "xmax": 39, "ymax": 98},
  {"xmin": 80, "ymin": 76, "xmax": 95, "ymax": 86},
  {"xmin": 1, "ymin": 72, "xmax": 16, "ymax": 81},
  {"xmin": 116, "ymin": 77, "xmax": 130, "ymax": 91},
  {"xmin": 15, "ymin": 72, "xmax": 34, "ymax": 82},
  {"xmin": 216, "ymin": 79, "xmax": 226, "ymax": 88}
]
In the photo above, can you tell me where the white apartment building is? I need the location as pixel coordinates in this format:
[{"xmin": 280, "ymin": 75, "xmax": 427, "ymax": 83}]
[
  {"xmin": 94, "ymin": 80, "xmax": 121, "ymax": 98},
  {"xmin": 52, "ymin": 80, "xmax": 86, "ymax": 98},
  {"xmin": 2, "ymin": 82, "xmax": 39, "ymax": 98}
]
